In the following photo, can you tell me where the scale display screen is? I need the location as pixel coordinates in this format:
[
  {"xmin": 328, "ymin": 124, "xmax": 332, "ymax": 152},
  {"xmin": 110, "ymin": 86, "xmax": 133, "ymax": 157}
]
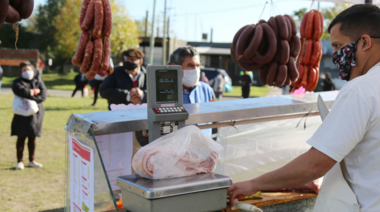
[{"xmin": 155, "ymin": 70, "xmax": 178, "ymax": 104}]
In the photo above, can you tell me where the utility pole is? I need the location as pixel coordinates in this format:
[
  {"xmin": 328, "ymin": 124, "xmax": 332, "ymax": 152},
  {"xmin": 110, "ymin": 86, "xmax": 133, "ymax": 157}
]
[
  {"xmin": 145, "ymin": 11, "xmax": 149, "ymax": 37},
  {"xmin": 149, "ymin": 0, "xmax": 157, "ymax": 65},
  {"xmin": 162, "ymin": 0, "xmax": 168, "ymax": 65},
  {"xmin": 210, "ymin": 28, "xmax": 213, "ymax": 43}
]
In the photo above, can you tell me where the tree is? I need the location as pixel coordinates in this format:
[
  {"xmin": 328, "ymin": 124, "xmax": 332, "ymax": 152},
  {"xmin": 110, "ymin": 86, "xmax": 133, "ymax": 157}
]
[
  {"xmin": 54, "ymin": 0, "xmax": 139, "ymax": 59},
  {"xmin": 0, "ymin": 23, "xmax": 34, "ymax": 49},
  {"xmin": 33, "ymin": 0, "xmax": 65, "ymax": 59},
  {"xmin": 292, "ymin": 7, "xmax": 307, "ymax": 30},
  {"xmin": 321, "ymin": 3, "xmax": 351, "ymax": 39}
]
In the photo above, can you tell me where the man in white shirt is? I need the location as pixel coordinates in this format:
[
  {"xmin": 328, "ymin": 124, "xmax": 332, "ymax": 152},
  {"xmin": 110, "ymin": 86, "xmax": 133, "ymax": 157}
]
[{"xmin": 228, "ymin": 5, "xmax": 380, "ymax": 211}]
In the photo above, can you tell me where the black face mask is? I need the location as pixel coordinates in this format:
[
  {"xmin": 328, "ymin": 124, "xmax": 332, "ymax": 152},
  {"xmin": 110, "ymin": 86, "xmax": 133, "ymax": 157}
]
[{"xmin": 123, "ymin": 61, "xmax": 138, "ymax": 71}]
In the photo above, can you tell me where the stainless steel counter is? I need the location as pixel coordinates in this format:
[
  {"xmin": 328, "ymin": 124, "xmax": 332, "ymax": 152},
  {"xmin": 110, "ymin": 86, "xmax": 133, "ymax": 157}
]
[{"xmin": 66, "ymin": 91, "xmax": 338, "ymax": 136}]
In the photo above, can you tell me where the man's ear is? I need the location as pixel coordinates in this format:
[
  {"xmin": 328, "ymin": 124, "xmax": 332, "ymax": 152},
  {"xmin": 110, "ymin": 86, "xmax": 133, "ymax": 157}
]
[
  {"xmin": 361, "ymin": 34, "xmax": 372, "ymax": 52},
  {"xmin": 139, "ymin": 59, "xmax": 144, "ymax": 66}
]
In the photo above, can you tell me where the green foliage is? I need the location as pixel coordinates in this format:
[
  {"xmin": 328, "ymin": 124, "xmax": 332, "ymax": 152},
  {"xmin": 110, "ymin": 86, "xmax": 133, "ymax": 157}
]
[
  {"xmin": 55, "ymin": 0, "xmax": 139, "ymax": 58},
  {"xmin": 0, "ymin": 23, "xmax": 34, "ymax": 49},
  {"xmin": 321, "ymin": 4, "xmax": 351, "ymax": 39},
  {"xmin": 292, "ymin": 7, "xmax": 307, "ymax": 29}
]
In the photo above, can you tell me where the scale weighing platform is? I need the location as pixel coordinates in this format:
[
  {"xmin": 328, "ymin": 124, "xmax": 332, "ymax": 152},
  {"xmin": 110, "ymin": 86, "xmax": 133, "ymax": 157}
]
[
  {"xmin": 116, "ymin": 173, "xmax": 232, "ymax": 212},
  {"xmin": 147, "ymin": 65, "xmax": 189, "ymax": 143}
]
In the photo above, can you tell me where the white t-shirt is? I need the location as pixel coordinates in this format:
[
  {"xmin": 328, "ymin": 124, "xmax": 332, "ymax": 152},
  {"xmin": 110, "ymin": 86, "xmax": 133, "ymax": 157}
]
[{"xmin": 307, "ymin": 63, "xmax": 380, "ymax": 212}]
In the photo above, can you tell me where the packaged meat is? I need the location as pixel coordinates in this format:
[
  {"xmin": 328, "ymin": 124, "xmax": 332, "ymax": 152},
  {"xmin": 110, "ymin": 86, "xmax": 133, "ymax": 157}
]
[{"xmin": 132, "ymin": 125, "xmax": 223, "ymax": 180}]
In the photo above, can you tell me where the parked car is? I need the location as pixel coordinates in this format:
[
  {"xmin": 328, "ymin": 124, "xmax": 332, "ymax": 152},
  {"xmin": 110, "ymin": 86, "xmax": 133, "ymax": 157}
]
[{"xmin": 200, "ymin": 67, "xmax": 233, "ymax": 92}]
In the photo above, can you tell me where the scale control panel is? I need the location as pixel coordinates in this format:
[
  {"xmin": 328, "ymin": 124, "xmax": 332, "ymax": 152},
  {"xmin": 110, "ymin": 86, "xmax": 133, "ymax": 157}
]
[{"xmin": 152, "ymin": 107, "xmax": 187, "ymax": 114}]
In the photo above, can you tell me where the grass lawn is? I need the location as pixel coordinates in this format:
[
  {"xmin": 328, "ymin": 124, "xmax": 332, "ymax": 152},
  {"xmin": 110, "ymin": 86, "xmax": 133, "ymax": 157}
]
[
  {"xmin": 0, "ymin": 94, "xmax": 110, "ymax": 212},
  {"xmin": 2, "ymin": 72, "xmax": 78, "ymax": 90},
  {"xmin": 223, "ymin": 85, "xmax": 271, "ymax": 97}
]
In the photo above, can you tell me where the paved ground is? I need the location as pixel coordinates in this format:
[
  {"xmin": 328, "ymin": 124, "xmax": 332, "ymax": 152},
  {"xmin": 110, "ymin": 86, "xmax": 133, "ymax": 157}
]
[{"xmin": 0, "ymin": 87, "xmax": 282, "ymax": 99}]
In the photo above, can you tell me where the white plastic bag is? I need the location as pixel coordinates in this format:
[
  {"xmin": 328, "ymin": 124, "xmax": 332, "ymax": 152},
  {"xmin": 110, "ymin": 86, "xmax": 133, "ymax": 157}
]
[
  {"xmin": 12, "ymin": 95, "xmax": 39, "ymax": 116},
  {"xmin": 132, "ymin": 125, "xmax": 223, "ymax": 179}
]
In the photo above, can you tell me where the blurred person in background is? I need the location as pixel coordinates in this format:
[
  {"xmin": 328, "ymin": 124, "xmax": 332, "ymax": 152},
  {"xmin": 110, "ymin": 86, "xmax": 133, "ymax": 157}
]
[
  {"xmin": 91, "ymin": 59, "xmax": 113, "ymax": 106},
  {"xmin": 213, "ymin": 72, "xmax": 225, "ymax": 100},
  {"xmin": 240, "ymin": 70, "xmax": 252, "ymax": 98},
  {"xmin": 200, "ymin": 71, "xmax": 209, "ymax": 84},
  {"xmin": 71, "ymin": 72, "xmax": 88, "ymax": 97},
  {"xmin": 0, "ymin": 65, "xmax": 3, "ymax": 93},
  {"xmin": 322, "ymin": 72, "xmax": 336, "ymax": 91},
  {"xmin": 100, "ymin": 48, "xmax": 147, "ymax": 109},
  {"xmin": 12, "ymin": 62, "xmax": 47, "ymax": 170}
]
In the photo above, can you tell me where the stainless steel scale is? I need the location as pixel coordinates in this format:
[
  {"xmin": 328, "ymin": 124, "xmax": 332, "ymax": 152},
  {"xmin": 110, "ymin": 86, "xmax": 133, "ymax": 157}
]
[{"xmin": 116, "ymin": 173, "xmax": 232, "ymax": 212}]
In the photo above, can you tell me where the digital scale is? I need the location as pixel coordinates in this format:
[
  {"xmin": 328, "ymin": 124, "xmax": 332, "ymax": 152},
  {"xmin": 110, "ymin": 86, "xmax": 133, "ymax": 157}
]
[
  {"xmin": 146, "ymin": 65, "xmax": 189, "ymax": 143},
  {"xmin": 117, "ymin": 65, "xmax": 232, "ymax": 212}
]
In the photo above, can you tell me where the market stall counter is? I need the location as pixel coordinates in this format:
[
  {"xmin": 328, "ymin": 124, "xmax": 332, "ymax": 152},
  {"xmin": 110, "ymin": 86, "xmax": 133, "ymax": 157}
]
[{"xmin": 64, "ymin": 91, "xmax": 338, "ymax": 211}]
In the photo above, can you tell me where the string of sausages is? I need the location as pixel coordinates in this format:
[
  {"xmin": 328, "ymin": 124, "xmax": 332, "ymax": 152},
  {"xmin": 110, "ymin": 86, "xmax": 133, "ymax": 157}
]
[
  {"xmin": 291, "ymin": 10, "xmax": 323, "ymax": 91},
  {"xmin": 72, "ymin": 0, "xmax": 113, "ymax": 81},
  {"xmin": 0, "ymin": 0, "xmax": 34, "ymax": 27},
  {"xmin": 231, "ymin": 15, "xmax": 301, "ymax": 87}
]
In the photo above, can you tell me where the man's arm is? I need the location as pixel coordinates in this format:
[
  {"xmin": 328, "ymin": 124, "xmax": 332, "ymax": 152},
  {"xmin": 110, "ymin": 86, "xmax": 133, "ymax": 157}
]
[
  {"xmin": 228, "ymin": 147, "xmax": 336, "ymax": 206},
  {"xmin": 99, "ymin": 73, "xmax": 130, "ymax": 104}
]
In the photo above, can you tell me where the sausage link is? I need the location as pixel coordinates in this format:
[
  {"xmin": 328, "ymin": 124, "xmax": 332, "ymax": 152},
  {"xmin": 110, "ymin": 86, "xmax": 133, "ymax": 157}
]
[
  {"xmin": 300, "ymin": 65, "xmax": 308, "ymax": 88},
  {"xmin": 102, "ymin": 0, "xmax": 112, "ymax": 38},
  {"xmin": 305, "ymin": 11, "xmax": 315, "ymax": 39},
  {"xmin": 285, "ymin": 75, "xmax": 291, "ymax": 86},
  {"xmin": 313, "ymin": 11, "xmax": 324, "ymax": 40},
  {"xmin": 86, "ymin": 71, "xmax": 96, "ymax": 80},
  {"xmin": 291, "ymin": 64, "xmax": 303, "ymax": 86},
  {"xmin": 80, "ymin": 40, "xmax": 94, "ymax": 73},
  {"xmin": 300, "ymin": 12, "xmax": 309, "ymax": 38},
  {"xmin": 268, "ymin": 17, "xmax": 278, "ymax": 38},
  {"xmin": 92, "ymin": 0, "xmax": 104, "ymax": 39},
  {"xmin": 275, "ymin": 64, "xmax": 287, "ymax": 87},
  {"xmin": 236, "ymin": 24, "xmax": 256, "ymax": 59},
  {"xmin": 306, "ymin": 66, "xmax": 316, "ymax": 91},
  {"xmin": 309, "ymin": 40, "xmax": 322, "ymax": 66},
  {"xmin": 275, "ymin": 15, "xmax": 288, "ymax": 40},
  {"xmin": 287, "ymin": 56, "xmax": 298, "ymax": 82},
  {"xmin": 266, "ymin": 62, "xmax": 278, "ymax": 86},
  {"xmin": 301, "ymin": 39, "xmax": 313, "ymax": 65},
  {"xmin": 238, "ymin": 59, "xmax": 264, "ymax": 71},
  {"xmin": 89, "ymin": 38, "xmax": 103, "ymax": 73},
  {"xmin": 291, "ymin": 35, "xmax": 301, "ymax": 58},
  {"xmin": 101, "ymin": 37, "xmax": 111, "ymax": 71},
  {"xmin": 315, "ymin": 48, "xmax": 322, "ymax": 68},
  {"xmin": 9, "ymin": 0, "xmax": 20, "ymax": 8},
  {"xmin": 258, "ymin": 19, "xmax": 267, "ymax": 24},
  {"xmin": 17, "ymin": 0, "xmax": 34, "ymax": 19},
  {"xmin": 0, "ymin": 0, "xmax": 9, "ymax": 27},
  {"xmin": 244, "ymin": 24, "xmax": 263, "ymax": 59},
  {"xmin": 5, "ymin": 5, "xmax": 20, "ymax": 24},
  {"xmin": 72, "ymin": 32, "xmax": 89, "ymax": 67},
  {"xmin": 79, "ymin": 0, "xmax": 91, "ymax": 26},
  {"xmin": 231, "ymin": 25, "xmax": 248, "ymax": 63},
  {"xmin": 106, "ymin": 65, "xmax": 114, "ymax": 75},
  {"xmin": 260, "ymin": 64, "xmax": 269, "ymax": 85},
  {"xmin": 276, "ymin": 40, "xmax": 290, "ymax": 65},
  {"xmin": 81, "ymin": 0, "xmax": 94, "ymax": 32},
  {"xmin": 284, "ymin": 15, "xmax": 297, "ymax": 35},
  {"xmin": 252, "ymin": 23, "xmax": 277, "ymax": 64},
  {"xmin": 284, "ymin": 17, "xmax": 292, "ymax": 41},
  {"xmin": 309, "ymin": 67, "xmax": 319, "ymax": 91}
]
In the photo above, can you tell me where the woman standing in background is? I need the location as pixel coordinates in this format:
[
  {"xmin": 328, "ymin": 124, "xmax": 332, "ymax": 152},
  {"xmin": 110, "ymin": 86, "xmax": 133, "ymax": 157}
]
[{"xmin": 12, "ymin": 62, "xmax": 47, "ymax": 170}]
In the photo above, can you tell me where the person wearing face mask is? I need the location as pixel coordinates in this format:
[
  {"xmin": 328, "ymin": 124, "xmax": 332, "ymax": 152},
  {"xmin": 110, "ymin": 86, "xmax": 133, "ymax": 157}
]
[
  {"xmin": 169, "ymin": 46, "xmax": 215, "ymax": 136},
  {"xmin": 11, "ymin": 62, "xmax": 47, "ymax": 170},
  {"xmin": 169, "ymin": 46, "xmax": 215, "ymax": 104},
  {"xmin": 228, "ymin": 5, "xmax": 380, "ymax": 211},
  {"xmin": 100, "ymin": 48, "xmax": 147, "ymax": 110}
]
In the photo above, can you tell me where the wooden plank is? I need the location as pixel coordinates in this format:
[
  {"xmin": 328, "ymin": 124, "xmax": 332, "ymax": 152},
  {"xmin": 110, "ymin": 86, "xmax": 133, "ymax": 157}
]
[{"xmin": 225, "ymin": 192, "xmax": 317, "ymax": 212}]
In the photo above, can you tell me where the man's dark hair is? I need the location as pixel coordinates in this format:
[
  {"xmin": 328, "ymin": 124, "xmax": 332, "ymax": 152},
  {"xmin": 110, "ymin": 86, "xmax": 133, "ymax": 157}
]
[
  {"xmin": 169, "ymin": 46, "xmax": 199, "ymax": 65},
  {"xmin": 19, "ymin": 61, "xmax": 34, "ymax": 73},
  {"xmin": 328, "ymin": 4, "xmax": 380, "ymax": 42}
]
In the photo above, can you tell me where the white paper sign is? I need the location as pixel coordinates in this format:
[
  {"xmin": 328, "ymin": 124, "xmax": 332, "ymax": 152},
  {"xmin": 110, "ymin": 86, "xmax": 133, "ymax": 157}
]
[
  {"xmin": 95, "ymin": 132, "xmax": 133, "ymax": 191},
  {"xmin": 69, "ymin": 136, "xmax": 94, "ymax": 212}
]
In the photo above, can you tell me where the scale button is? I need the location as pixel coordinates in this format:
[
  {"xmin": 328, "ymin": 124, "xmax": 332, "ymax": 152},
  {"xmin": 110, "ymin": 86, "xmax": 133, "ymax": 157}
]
[{"xmin": 159, "ymin": 108, "xmax": 163, "ymax": 111}]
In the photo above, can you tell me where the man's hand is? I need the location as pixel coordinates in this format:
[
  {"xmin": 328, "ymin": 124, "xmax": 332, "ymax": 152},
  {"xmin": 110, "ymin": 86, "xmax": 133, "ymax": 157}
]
[
  {"xmin": 130, "ymin": 95, "xmax": 142, "ymax": 105},
  {"xmin": 34, "ymin": 89, "xmax": 41, "ymax": 95},
  {"xmin": 130, "ymin": 87, "xmax": 143, "ymax": 99},
  {"xmin": 227, "ymin": 179, "xmax": 258, "ymax": 206}
]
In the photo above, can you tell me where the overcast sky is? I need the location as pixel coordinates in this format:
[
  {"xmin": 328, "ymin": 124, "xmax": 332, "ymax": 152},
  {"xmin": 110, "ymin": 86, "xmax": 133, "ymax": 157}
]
[{"xmin": 32, "ymin": 0, "xmax": 336, "ymax": 42}]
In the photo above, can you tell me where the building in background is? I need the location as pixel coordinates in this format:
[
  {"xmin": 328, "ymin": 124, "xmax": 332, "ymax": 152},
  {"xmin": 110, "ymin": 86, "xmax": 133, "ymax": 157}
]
[{"xmin": 0, "ymin": 48, "xmax": 41, "ymax": 76}]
